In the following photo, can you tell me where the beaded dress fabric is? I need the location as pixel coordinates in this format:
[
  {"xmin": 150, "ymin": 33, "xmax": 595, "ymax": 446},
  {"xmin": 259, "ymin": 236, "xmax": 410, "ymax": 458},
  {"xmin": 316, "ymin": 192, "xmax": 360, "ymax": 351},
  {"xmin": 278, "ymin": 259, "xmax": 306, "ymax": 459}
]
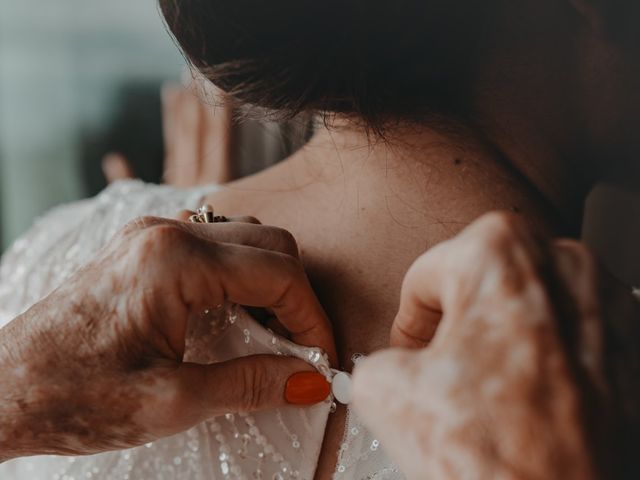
[{"xmin": 0, "ymin": 180, "xmax": 402, "ymax": 480}]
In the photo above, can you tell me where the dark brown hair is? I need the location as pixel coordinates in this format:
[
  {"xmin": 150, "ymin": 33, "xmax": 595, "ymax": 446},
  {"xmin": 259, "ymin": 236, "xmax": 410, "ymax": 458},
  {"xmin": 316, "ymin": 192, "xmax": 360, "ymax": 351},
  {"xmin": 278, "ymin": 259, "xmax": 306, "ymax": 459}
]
[{"xmin": 159, "ymin": 0, "xmax": 489, "ymax": 130}]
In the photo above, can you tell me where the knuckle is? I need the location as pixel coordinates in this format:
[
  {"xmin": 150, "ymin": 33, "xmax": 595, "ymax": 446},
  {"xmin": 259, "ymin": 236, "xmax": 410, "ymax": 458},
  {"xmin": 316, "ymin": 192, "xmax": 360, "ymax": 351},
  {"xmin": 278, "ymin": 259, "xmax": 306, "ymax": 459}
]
[
  {"xmin": 264, "ymin": 227, "xmax": 299, "ymax": 257},
  {"xmin": 238, "ymin": 215, "xmax": 261, "ymax": 225},
  {"xmin": 148, "ymin": 224, "xmax": 187, "ymax": 247},
  {"xmin": 555, "ymin": 239, "xmax": 598, "ymax": 275},
  {"xmin": 479, "ymin": 211, "xmax": 524, "ymax": 240},
  {"xmin": 165, "ymin": 377, "xmax": 189, "ymax": 411},
  {"xmin": 469, "ymin": 211, "xmax": 530, "ymax": 258},
  {"xmin": 236, "ymin": 363, "xmax": 269, "ymax": 412},
  {"xmin": 448, "ymin": 213, "xmax": 543, "ymax": 294},
  {"xmin": 132, "ymin": 223, "xmax": 190, "ymax": 258},
  {"xmin": 280, "ymin": 252, "xmax": 305, "ymax": 279},
  {"xmin": 121, "ymin": 216, "xmax": 163, "ymax": 235},
  {"xmin": 557, "ymin": 239, "xmax": 595, "ymax": 262}
]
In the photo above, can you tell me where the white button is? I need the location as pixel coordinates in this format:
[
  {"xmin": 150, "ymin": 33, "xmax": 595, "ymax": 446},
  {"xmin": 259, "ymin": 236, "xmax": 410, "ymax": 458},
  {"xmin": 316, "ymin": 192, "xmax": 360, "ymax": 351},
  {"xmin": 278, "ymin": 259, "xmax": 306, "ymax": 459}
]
[{"xmin": 332, "ymin": 371, "xmax": 352, "ymax": 404}]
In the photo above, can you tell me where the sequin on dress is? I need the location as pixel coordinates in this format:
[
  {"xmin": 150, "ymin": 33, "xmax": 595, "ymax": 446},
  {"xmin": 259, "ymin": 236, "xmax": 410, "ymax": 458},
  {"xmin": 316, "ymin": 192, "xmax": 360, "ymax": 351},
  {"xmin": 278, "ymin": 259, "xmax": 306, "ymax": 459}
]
[{"xmin": 0, "ymin": 180, "xmax": 403, "ymax": 480}]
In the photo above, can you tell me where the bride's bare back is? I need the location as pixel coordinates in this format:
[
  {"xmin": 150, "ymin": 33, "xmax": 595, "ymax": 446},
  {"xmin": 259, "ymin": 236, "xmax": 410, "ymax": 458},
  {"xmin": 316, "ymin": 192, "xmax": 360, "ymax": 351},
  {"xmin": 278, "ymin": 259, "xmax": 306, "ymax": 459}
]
[
  {"xmin": 204, "ymin": 123, "xmax": 560, "ymax": 478},
  {"xmin": 157, "ymin": 0, "xmax": 628, "ymax": 472}
]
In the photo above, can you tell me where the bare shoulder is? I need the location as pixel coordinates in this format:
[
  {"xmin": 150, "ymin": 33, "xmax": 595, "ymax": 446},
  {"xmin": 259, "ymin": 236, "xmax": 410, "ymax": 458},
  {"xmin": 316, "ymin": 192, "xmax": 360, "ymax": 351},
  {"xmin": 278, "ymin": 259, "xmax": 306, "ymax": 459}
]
[
  {"xmin": 202, "ymin": 141, "xmax": 335, "ymax": 228},
  {"xmin": 203, "ymin": 160, "xmax": 297, "ymax": 223}
]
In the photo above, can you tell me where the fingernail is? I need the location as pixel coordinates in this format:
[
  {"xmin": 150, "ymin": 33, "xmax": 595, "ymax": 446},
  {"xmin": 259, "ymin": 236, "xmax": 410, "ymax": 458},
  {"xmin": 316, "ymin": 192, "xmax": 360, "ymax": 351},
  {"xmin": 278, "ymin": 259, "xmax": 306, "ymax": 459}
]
[{"xmin": 285, "ymin": 372, "xmax": 331, "ymax": 405}]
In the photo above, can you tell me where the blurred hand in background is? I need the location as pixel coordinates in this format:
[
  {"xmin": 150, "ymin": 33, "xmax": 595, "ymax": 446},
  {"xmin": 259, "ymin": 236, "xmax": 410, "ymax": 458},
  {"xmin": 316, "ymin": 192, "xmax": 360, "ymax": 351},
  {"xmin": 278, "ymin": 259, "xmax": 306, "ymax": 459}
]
[{"xmin": 103, "ymin": 78, "xmax": 233, "ymax": 187}]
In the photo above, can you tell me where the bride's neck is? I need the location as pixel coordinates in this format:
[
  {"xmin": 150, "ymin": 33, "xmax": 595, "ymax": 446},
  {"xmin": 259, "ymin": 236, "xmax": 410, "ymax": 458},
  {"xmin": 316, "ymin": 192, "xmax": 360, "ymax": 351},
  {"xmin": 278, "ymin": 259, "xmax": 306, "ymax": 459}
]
[
  {"xmin": 292, "ymin": 117, "xmax": 571, "ymax": 234},
  {"xmin": 302, "ymin": 116, "xmax": 492, "ymax": 178}
]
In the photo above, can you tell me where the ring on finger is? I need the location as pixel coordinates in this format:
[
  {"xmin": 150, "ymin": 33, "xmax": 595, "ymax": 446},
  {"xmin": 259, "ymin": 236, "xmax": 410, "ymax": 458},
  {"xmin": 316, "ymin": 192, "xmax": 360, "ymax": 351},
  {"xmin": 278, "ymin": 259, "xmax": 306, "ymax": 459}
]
[{"xmin": 189, "ymin": 204, "xmax": 228, "ymax": 224}]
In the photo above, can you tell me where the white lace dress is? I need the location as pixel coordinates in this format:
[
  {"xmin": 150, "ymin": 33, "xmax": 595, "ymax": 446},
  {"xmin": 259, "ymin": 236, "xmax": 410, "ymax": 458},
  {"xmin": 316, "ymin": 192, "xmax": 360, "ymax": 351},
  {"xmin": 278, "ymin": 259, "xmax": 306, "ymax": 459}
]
[{"xmin": 0, "ymin": 181, "xmax": 402, "ymax": 480}]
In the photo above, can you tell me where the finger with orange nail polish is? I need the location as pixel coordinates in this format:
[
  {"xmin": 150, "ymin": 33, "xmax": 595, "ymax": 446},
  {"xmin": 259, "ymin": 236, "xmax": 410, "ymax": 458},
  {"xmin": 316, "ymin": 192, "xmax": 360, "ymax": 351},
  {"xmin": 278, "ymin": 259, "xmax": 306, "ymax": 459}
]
[{"xmin": 285, "ymin": 372, "xmax": 331, "ymax": 405}]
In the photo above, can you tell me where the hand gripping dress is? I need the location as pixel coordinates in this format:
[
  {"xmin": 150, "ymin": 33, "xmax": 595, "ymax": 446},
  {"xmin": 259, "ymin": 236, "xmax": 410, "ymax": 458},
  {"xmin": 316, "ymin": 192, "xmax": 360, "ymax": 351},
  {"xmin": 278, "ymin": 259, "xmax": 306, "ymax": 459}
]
[{"xmin": 0, "ymin": 181, "xmax": 403, "ymax": 480}]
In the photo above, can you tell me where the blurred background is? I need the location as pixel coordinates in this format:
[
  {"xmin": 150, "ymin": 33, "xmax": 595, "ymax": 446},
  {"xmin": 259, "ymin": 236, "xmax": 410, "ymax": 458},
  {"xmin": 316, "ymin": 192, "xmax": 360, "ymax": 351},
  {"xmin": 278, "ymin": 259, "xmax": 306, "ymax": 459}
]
[
  {"xmin": 0, "ymin": 0, "xmax": 638, "ymax": 286},
  {"xmin": 0, "ymin": 0, "xmax": 182, "ymax": 246}
]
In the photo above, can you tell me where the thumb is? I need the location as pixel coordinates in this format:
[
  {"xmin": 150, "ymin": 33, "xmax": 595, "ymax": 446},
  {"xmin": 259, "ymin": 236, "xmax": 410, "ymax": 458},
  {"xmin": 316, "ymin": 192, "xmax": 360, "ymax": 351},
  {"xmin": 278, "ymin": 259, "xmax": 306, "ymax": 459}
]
[
  {"xmin": 176, "ymin": 354, "xmax": 331, "ymax": 418},
  {"xmin": 352, "ymin": 348, "xmax": 430, "ymax": 479}
]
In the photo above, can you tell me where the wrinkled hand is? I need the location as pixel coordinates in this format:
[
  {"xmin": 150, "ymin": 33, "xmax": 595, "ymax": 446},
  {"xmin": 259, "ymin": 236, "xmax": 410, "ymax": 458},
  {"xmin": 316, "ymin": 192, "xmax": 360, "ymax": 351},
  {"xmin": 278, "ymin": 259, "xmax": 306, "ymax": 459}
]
[
  {"xmin": 0, "ymin": 217, "xmax": 335, "ymax": 460},
  {"xmin": 353, "ymin": 212, "xmax": 640, "ymax": 480}
]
